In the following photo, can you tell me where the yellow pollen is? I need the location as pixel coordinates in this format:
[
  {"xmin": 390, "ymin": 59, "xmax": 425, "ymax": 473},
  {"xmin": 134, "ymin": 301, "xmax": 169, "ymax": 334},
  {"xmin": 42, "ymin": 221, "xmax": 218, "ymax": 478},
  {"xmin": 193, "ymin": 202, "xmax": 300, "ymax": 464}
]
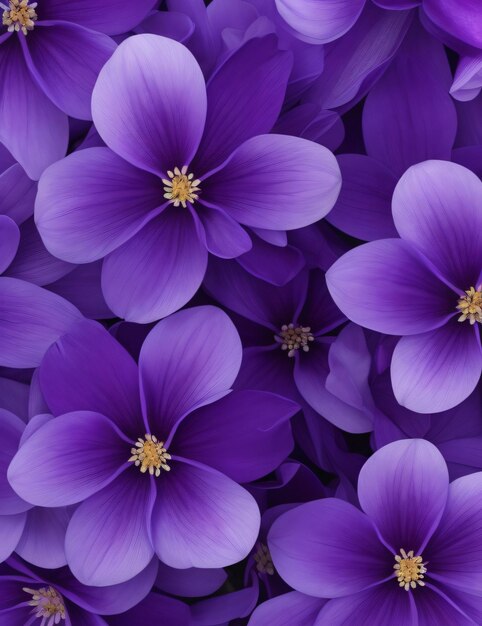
[
  {"xmin": 2, "ymin": 0, "xmax": 37, "ymax": 35},
  {"xmin": 162, "ymin": 166, "xmax": 201, "ymax": 208},
  {"xmin": 275, "ymin": 323, "xmax": 315, "ymax": 357},
  {"xmin": 253, "ymin": 542, "xmax": 275, "ymax": 576},
  {"xmin": 457, "ymin": 286, "xmax": 482, "ymax": 325},
  {"xmin": 128, "ymin": 433, "xmax": 171, "ymax": 477},
  {"xmin": 393, "ymin": 549, "xmax": 427, "ymax": 591},
  {"xmin": 23, "ymin": 586, "xmax": 66, "ymax": 622}
]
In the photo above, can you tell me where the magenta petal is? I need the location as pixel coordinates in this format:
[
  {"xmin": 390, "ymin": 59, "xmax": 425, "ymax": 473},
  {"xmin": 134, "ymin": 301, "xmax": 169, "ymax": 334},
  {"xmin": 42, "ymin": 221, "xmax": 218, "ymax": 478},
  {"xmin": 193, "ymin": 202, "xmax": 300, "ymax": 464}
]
[
  {"xmin": 92, "ymin": 34, "xmax": 206, "ymax": 177},
  {"xmin": 152, "ymin": 460, "xmax": 260, "ymax": 569},
  {"xmin": 0, "ymin": 277, "xmax": 81, "ymax": 368},
  {"xmin": 39, "ymin": 320, "xmax": 142, "ymax": 439},
  {"xmin": 23, "ymin": 22, "xmax": 116, "ymax": 119},
  {"xmin": 102, "ymin": 208, "xmax": 207, "ymax": 323},
  {"xmin": 358, "ymin": 439, "xmax": 449, "ymax": 553},
  {"xmin": 391, "ymin": 321, "xmax": 482, "ymax": 413},
  {"xmin": 15, "ymin": 506, "xmax": 71, "ymax": 568},
  {"xmin": 203, "ymin": 134, "xmax": 341, "ymax": 230},
  {"xmin": 326, "ymin": 239, "xmax": 455, "ymax": 336},
  {"xmin": 35, "ymin": 147, "xmax": 165, "ymax": 264},
  {"xmin": 65, "ymin": 471, "xmax": 155, "ymax": 586},
  {"xmin": 0, "ymin": 216, "xmax": 19, "ymax": 274},
  {"xmin": 269, "ymin": 498, "xmax": 389, "ymax": 597},
  {"xmin": 392, "ymin": 160, "xmax": 482, "ymax": 289},
  {"xmin": 249, "ymin": 592, "xmax": 326, "ymax": 626},
  {"xmin": 139, "ymin": 306, "xmax": 241, "ymax": 438},
  {"xmin": 0, "ymin": 36, "xmax": 68, "ymax": 180},
  {"xmin": 8, "ymin": 411, "xmax": 127, "ymax": 507}
]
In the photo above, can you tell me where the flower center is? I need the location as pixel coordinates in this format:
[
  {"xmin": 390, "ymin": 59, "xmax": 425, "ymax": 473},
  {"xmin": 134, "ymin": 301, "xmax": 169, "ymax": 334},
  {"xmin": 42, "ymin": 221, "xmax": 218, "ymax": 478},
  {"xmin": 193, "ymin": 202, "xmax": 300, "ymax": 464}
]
[
  {"xmin": 457, "ymin": 286, "xmax": 482, "ymax": 325},
  {"xmin": 393, "ymin": 549, "xmax": 427, "ymax": 590},
  {"xmin": 275, "ymin": 323, "xmax": 314, "ymax": 357},
  {"xmin": 128, "ymin": 433, "xmax": 171, "ymax": 477},
  {"xmin": 23, "ymin": 586, "xmax": 66, "ymax": 623},
  {"xmin": 1, "ymin": 0, "xmax": 37, "ymax": 35},
  {"xmin": 253, "ymin": 542, "xmax": 274, "ymax": 576},
  {"xmin": 163, "ymin": 166, "xmax": 201, "ymax": 208}
]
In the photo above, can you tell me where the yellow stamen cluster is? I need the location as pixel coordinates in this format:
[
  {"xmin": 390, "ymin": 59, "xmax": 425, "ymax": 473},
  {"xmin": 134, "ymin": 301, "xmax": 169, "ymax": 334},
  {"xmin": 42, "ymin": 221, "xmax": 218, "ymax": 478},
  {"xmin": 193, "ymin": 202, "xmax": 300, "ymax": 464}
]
[
  {"xmin": 457, "ymin": 286, "xmax": 482, "ymax": 325},
  {"xmin": 275, "ymin": 323, "xmax": 314, "ymax": 357},
  {"xmin": 163, "ymin": 166, "xmax": 201, "ymax": 208},
  {"xmin": 394, "ymin": 549, "xmax": 427, "ymax": 591},
  {"xmin": 128, "ymin": 433, "xmax": 171, "ymax": 477},
  {"xmin": 23, "ymin": 586, "xmax": 66, "ymax": 623},
  {"xmin": 253, "ymin": 542, "xmax": 275, "ymax": 576},
  {"xmin": 2, "ymin": 0, "xmax": 37, "ymax": 35}
]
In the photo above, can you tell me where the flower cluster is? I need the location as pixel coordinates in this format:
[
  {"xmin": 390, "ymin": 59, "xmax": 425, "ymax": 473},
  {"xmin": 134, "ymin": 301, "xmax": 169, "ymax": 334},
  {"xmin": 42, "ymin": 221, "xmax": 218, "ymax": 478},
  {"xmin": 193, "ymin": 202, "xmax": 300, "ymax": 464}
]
[{"xmin": 0, "ymin": 0, "xmax": 481, "ymax": 624}]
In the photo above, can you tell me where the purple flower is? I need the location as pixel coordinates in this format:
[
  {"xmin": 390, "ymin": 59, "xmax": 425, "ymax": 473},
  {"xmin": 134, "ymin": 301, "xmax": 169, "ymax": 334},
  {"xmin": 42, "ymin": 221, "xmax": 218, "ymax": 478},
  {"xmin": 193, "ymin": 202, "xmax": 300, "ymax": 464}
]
[
  {"xmin": 327, "ymin": 160, "xmax": 482, "ymax": 413},
  {"xmin": 0, "ymin": 555, "xmax": 157, "ymax": 625},
  {"xmin": 8, "ymin": 306, "xmax": 298, "ymax": 586},
  {"xmin": 35, "ymin": 33, "xmax": 341, "ymax": 323},
  {"xmin": 267, "ymin": 439, "xmax": 482, "ymax": 624}
]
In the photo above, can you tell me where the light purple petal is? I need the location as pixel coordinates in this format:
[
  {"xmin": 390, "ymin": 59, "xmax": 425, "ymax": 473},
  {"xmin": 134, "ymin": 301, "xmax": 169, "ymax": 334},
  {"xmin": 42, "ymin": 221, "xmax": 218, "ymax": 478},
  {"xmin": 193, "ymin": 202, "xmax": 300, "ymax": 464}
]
[
  {"xmin": 423, "ymin": 0, "xmax": 482, "ymax": 49},
  {"xmin": 391, "ymin": 321, "xmax": 482, "ymax": 413},
  {"xmin": 35, "ymin": 147, "xmax": 165, "ymax": 264},
  {"xmin": 0, "ymin": 277, "xmax": 81, "ymax": 368},
  {"xmin": 358, "ymin": 439, "xmax": 449, "ymax": 553},
  {"xmin": 194, "ymin": 205, "xmax": 252, "ymax": 259},
  {"xmin": 0, "ymin": 163, "xmax": 36, "ymax": 225},
  {"xmin": 8, "ymin": 411, "xmax": 127, "ymax": 507},
  {"xmin": 237, "ymin": 236, "xmax": 305, "ymax": 287},
  {"xmin": 0, "ymin": 513, "xmax": 26, "ymax": 561},
  {"xmin": 136, "ymin": 10, "xmax": 195, "ymax": 43},
  {"xmin": 140, "ymin": 306, "xmax": 241, "ymax": 439},
  {"xmin": 326, "ymin": 239, "xmax": 455, "ymax": 336},
  {"xmin": 0, "ymin": 216, "xmax": 19, "ymax": 274},
  {"xmin": 155, "ymin": 561, "xmax": 226, "ymax": 597},
  {"xmin": 102, "ymin": 208, "xmax": 207, "ymax": 323},
  {"xmin": 269, "ymin": 498, "xmax": 389, "ymax": 597},
  {"xmin": 92, "ymin": 34, "xmax": 206, "ymax": 177},
  {"xmin": 65, "ymin": 471, "xmax": 155, "ymax": 586},
  {"xmin": 152, "ymin": 460, "xmax": 260, "ymax": 569},
  {"xmin": 0, "ymin": 409, "xmax": 29, "ymax": 515},
  {"xmin": 0, "ymin": 36, "xmax": 68, "ymax": 179},
  {"xmin": 414, "ymin": 585, "xmax": 476, "ymax": 626},
  {"xmin": 392, "ymin": 160, "xmax": 482, "ymax": 290},
  {"xmin": 15, "ymin": 506, "xmax": 72, "ymax": 568},
  {"xmin": 249, "ymin": 592, "xmax": 326, "ymax": 626},
  {"xmin": 451, "ymin": 54, "xmax": 482, "ymax": 102},
  {"xmin": 202, "ymin": 134, "xmax": 341, "ymax": 230}
]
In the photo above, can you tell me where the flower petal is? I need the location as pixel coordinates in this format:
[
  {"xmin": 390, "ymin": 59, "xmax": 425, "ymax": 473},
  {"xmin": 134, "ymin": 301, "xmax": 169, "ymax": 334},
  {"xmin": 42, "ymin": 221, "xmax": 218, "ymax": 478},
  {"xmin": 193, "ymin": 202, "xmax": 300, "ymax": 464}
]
[
  {"xmin": 35, "ymin": 147, "xmax": 165, "ymax": 264},
  {"xmin": 101, "ymin": 208, "xmax": 207, "ymax": 323},
  {"xmin": 65, "ymin": 471, "xmax": 155, "ymax": 586},
  {"xmin": 269, "ymin": 498, "xmax": 389, "ymax": 597},
  {"xmin": 15, "ymin": 506, "xmax": 72, "ymax": 568},
  {"xmin": 391, "ymin": 321, "xmax": 482, "ymax": 413},
  {"xmin": 326, "ymin": 239, "xmax": 455, "ymax": 336},
  {"xmin": 195, "ymin": 205, "xmax": 252, "ymax": 259},
  {"xmin": 202, "ymin": 134, "xmax": 341, "ymax": 230},
  {"xmin": 92, "ymin": 34, "xmax": 206, "ymax": 177},
  {"xmin": 105, "ymin": 593, "xmax": 190, "ymax": 626},
  {"xmin": 0, "ymin": 162, "xmax": 36, "ymax": 225},
  {"xmin": 152, "ymin": 460, "xmax": 260, "ymax": 569},
  {"xmin": 0, "ymin": 409, "xmax": 29, "ymax": 515},
  {"xmin": 358, "ymin": 439, "xmax": 449, "ymax": 553},
  {"xmin": 0, "ymin": 215, "xmax": 19, "ymax": 274},
  {"xmin": 0, "ymin": 513, "xmax": 26, "ymax": 561},
  {"xmin": 8, "ymin": 411, "xmax": 127, "ymax": 507},
  {"xmin": 423, "ymin": 0, "xmax": 482, "ymax": 49},
  {"xmin": 237, "ymin": 236, "xmax": 305, "ymax": 287},
  {"xmin": 249, "ymin": 592, "xmax": 326, "ymax": 626},
  {"xmin": 392, "ymin": 160, "xmax": 482, "ymax": 290},
  {"xmin": 139, "ymin": 306, "xmax": 241, "ymax": 439}
]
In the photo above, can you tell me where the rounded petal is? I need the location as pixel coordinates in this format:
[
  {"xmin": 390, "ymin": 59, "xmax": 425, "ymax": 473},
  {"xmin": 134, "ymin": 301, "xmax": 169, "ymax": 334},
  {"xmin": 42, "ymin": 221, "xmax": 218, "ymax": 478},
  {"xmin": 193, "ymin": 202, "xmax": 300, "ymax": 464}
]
[
  {"xmin": 249, "ymin": 592, "xmax": 326, "ymax": 626},
  {"xmin": 173, "ymin": 390, "xmax": 297, "ymax": 483},
  {"xmin": 423, "ymin": 0, "xmax": 482, "ymax": 49},
  {"xmin": 202, "ymin": 134, "xmax": 341, "ymax": 230},
  {"xmin": 155, "ymin": 562, "xmax": 226, "ymax": 597},
  {"xmin": 196, "ymin": 205, "xmax": 252, "ymax": 259},
  {"xmin": 139, "ymin": 306, "xmax": 242, "ymax": 439},
  {"xmin": 35, "ymin": 147, "xmax": 165, "ymax": 264},
  {"xmin": 269, "ymin": 498, "xmax": 389, "ymax": 598},
  {"xmin": 0, "ymin": 277, "xmax": 81, "ymax": 368},
  {"xmin": 0, "ymin": 409, "xmax": 30, "ymax": 515},
  {"xmin": 0, "ymin": 216, "xmax": 19, "ymax": 274},
  {"xmin": 152, "ymin": 461, "xmax": 260, "ymax": 569},
  {"xmin": 0, "ymin": 513, "xmax": 26, "ymax": 562},
  {"xmin": 39, "ymin": 320, "xmax": 142, "ymax": 440},
  {"xmin": 0, "ymin": 162, "xmax": 36, "ymax": 225},
  {"xmin": 8, "ymin": 411, "xmax": 127, "ymax": 507},
  {"xmin": 106, "ymin": 593, "xmax": 190, "ymax": 626},
  {"xmin": 358, "ymin": 439, "xmax": 449, "ymax": 553},
  {"xmin": 392, "ymin": 160, "xmax": 482, "ymax": 290},
  {"xmin": 92, "ymin": 34, "xmax": 206, "ymax": 177},
  {"xmin": 15, "ymin": 506, "xmax": 71, "ymax": 568},
  {"xmin": 101, "ymin": 208, "xmax": 207, "ymax": 323},
  {"xmin": 23, "ymin": 22, "xmax": 116, "ymax": 119},
  {"xmin": 65, "ymin": 471, "xmax": 155, "ymax": 586},
  {"xmin": 391, "ymin": 321, "xmax": 482, "ymax": 413},
  {"xmin": 274, "ymin": 0, "xmax": 365, "ymax": 44},
  {"xmin": 326, "ymin": 239, "xmax": 456, "ymax": 336}
]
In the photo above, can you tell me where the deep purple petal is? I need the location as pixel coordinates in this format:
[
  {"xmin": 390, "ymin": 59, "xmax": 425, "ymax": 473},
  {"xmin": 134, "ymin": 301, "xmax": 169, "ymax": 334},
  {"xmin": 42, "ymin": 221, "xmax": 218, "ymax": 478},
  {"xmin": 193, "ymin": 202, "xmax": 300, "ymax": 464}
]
[
  {"xmin": 249, "ymin": 592, "xmax": 326, "ymax": 626},
  {"xmin": 269, "ymin": 498, "xmax": 389, "ymax": 597},
  {"xmin": 391, "ymin": 321, "xmax": 482, "ymax": 413},
  {"xmin": 155, "ymin": 561, "xmax": 226, "ymax": 597},
  {"xmin": 152, "ymin": 461, "xmax": 260, "ymax": 569},
  {"xmin": 237, "ymin": 236, "xmax": 305, "ymax": 287},
  {"xmin": 35, "ymin": 147, "xmax": 165, "ymax": 264},
  {"xmin": 0, "ymin": 216, "xmax": 19, "ymax": 274},
  {"xmin": 451, "ymin": 54, "xmax": 482, "ymax": 102},
  {"xmin": 106, "ymin": 593, "xmax": 190, "ymax": 626},
  {"xmin": 415, "ymin": 585, "xmax": 478, "ymax": 625},
  {"xmin": 65, "ymin": 471, "xmax": 155, "ymax": 586},
  {"xmin": 92, "ymin": 34, "xmax": 206, "ymax": 177},
  {"xmin": 202, "ymin": 134, "xmax": 341, "ymax": 230},
  {"xmin": 0, "ymin": 163, "xmax": 36, "ymax": 225},
  {"xmin": 0, "ymin": 409, "xmax": 29, "ymax": 515},
  {"xmin": 196, "ymin": 205, "xmax": 252, "ymax": 259},
  {"xmin": 423, "ymin": 0, "xmax": 482, "ymax": 49},
  {"xmin": 358, "ymin": 439, "xmax": 449, "ymax": 553}
]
